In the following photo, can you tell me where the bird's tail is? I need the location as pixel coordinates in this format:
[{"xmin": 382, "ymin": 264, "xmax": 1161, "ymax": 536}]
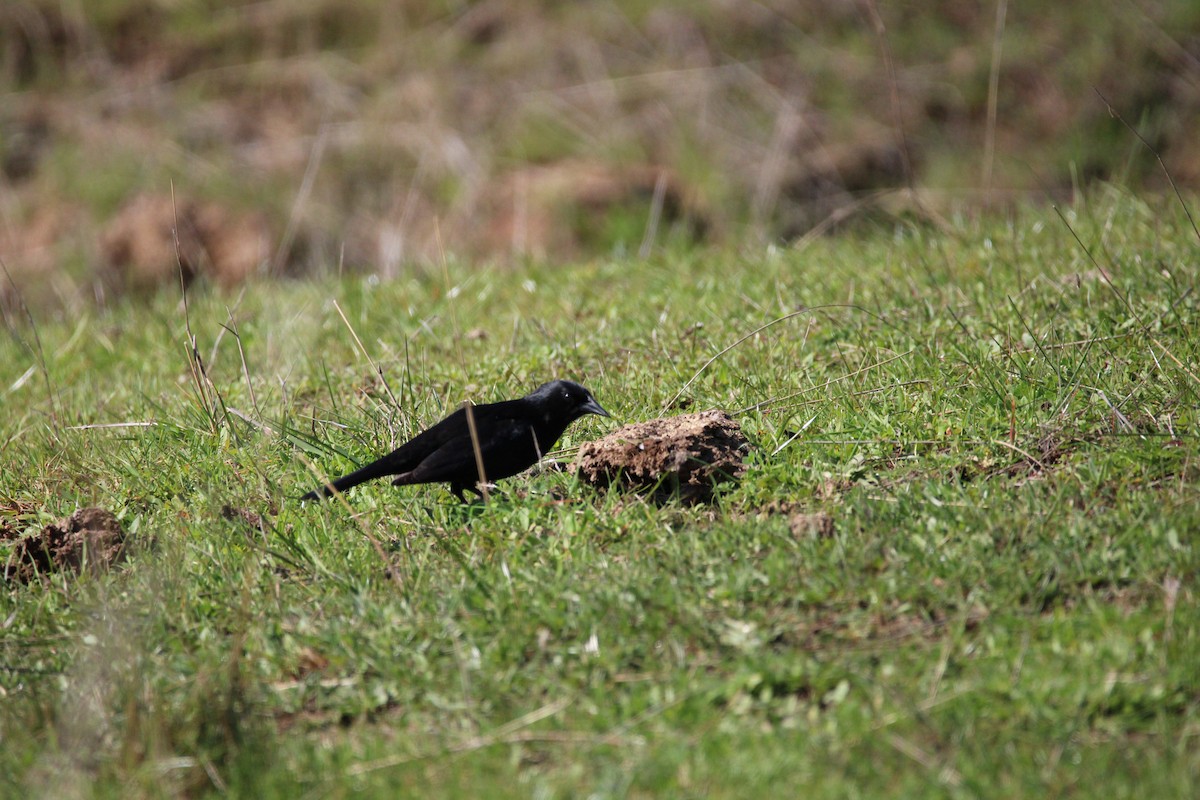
[{"xmin": 299, "ymin": 458, "xmax": 394, "ymax": 501}]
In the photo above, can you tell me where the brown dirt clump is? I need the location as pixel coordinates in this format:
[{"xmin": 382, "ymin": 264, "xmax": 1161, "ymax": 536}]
[
  {"xmin": 4, "ymin": 507, "xmax": 129, "ymax": 584},
  {"xmin": 100, "ymin": 192, "xmax": 272, "ymax": 293},
  {"xmin": 574, "ymin": 410, "xmax": 749, "ymax": 503}
]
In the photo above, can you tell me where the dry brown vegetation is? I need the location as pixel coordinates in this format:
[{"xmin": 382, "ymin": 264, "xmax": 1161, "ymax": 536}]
[{"xmin": 1, "ymin": 1, "xmax": 1198, "ymax": 304}]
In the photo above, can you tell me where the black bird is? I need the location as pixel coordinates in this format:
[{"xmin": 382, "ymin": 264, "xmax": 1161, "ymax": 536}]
[{"xmin": 301, "ymin": 379, "xmax": 609, "ymax": 502}]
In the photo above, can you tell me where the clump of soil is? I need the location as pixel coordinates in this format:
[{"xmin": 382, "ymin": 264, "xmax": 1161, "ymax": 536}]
[
  {"xmin": 4, "ymin": 507, "xmax": 129, "ymax": 584},
  {"xmin": 574, "ymin": 410, "xmax": 749, "ymax": 503},
  {"xmin": 100, "ymin": 192, "xmax": 272, "ymax": 293}
]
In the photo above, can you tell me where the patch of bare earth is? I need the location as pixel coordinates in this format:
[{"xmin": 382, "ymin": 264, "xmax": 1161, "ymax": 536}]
[
  {"xmin": 4, "ymin": 507, "xmax": 130, "ymax": 584},
  {"xmin": 574, "ymin": 410, "xmax": 749, "ymax": 504}
]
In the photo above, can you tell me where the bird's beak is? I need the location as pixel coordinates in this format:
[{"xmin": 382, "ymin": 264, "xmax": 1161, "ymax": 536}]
[{"xmin": 582, "ymin": 397, "xmax": 611, "ymax": 418}]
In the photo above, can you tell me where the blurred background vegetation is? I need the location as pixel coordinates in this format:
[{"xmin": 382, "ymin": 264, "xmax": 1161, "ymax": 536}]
[{"xmin": 2, "ymin": 0, "xmax": 1198, "ymax": 308}]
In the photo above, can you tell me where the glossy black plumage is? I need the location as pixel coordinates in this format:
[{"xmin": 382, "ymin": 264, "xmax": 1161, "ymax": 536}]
[{"xmin": 301, "ymin": 380, "xmax": 609, "ymax": 502}]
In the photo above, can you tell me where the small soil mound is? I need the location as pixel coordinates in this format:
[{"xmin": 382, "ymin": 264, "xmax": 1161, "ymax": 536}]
[
  {"xmin": 574, "ymin": 410, "xmax": 749, "ymax": 503},
  {"xmin": 4, "ymin": 508, "xmax": 129, "ymax": 584}
]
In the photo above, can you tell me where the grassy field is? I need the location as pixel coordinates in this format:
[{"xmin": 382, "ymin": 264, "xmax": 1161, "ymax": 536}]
[{"xmin": 2, "ymin": 191, "xmax": 1198, "ymax": 797}]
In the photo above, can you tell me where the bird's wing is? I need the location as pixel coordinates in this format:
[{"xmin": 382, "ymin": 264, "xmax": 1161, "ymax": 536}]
[
  {"xmin": 365, "ymin": 405, "xmax": 475, "ymax": 474},
  {"xmin": 403, "ymin": 411, "xmax": 534, "ymax": 484}
]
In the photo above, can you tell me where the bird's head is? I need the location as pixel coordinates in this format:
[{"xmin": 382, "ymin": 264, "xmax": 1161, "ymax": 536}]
[{"xmin": 533, "ymin": 379, "xmax": 610, "ymax": 422}]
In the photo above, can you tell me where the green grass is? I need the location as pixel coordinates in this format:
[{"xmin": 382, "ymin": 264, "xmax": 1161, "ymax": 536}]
[{"xmin": 2, "ymin": 190, "xmax": 1198, "ymax": 798}]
